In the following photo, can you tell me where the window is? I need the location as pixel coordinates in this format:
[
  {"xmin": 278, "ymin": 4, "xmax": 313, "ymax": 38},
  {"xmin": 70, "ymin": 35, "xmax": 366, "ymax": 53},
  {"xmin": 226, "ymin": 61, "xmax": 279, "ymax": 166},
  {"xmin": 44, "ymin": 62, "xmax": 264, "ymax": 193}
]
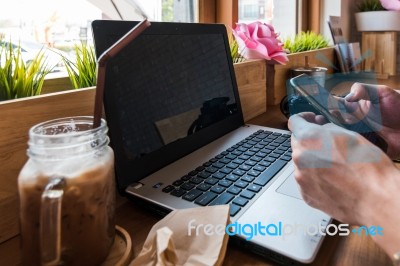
[
  {"xmin": 0, "ymin": 0, "xmax": 198, "ymax": 55},
  {"xmin": 238, "ymin": 0, "xmax": 297, "ymax": 38}
]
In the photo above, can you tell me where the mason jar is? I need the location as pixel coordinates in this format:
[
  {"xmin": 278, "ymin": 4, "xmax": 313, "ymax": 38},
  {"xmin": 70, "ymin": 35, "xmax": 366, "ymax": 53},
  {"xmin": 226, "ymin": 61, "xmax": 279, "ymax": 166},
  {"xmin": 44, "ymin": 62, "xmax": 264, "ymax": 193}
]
[{"xmin": 18, "ymin": 116, "xmax": 115, "ymax": 265}]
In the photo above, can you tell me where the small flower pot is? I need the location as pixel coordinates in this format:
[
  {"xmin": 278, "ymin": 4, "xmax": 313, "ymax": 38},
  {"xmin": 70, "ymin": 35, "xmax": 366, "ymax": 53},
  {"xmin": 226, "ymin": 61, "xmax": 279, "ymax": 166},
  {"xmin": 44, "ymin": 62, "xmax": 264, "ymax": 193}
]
[{"xmin": 355, "ymin": 11, "xmax": 400, "ymax": 31}]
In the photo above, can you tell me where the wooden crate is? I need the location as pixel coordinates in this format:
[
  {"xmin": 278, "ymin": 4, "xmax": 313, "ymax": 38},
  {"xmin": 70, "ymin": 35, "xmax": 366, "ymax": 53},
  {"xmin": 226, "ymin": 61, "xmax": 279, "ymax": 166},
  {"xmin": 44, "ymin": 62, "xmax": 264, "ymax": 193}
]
[
  {"xmin": 233, "ymin": 59, "xmax": 267, "ymax": 121},
  {"xmin": 361, "ymin": 32, "xmax": 397, "ymax": 76},
  {"xmin": 266, "ymin": 47, "xmax": 335, "ymax": 105},
  {"xmin": 0, "ymin": 88, "xmax": 95, "ymax": 243}
]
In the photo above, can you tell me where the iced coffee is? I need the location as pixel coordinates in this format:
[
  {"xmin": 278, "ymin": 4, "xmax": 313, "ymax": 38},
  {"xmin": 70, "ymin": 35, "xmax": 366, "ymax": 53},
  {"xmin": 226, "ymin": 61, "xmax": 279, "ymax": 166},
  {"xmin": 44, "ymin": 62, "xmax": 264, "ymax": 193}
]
[{"xmin": 18, "ymin": 117, "xmax": 115, "ymax": 266}]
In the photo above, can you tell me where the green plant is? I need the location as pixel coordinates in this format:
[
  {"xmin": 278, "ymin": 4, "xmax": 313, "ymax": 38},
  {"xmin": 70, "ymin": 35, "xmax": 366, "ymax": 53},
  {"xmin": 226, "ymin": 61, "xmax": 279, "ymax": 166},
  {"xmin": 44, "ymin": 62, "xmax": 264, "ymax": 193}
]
[
  {"xmin": 229, "ymin": 35, "xmax": 245, "ymax": 64},
  {"xmin": 63, "ymin": 42, "xmax": 97, "ymax": 89},
  {"xmin": 357, "ymin": 0, "xmax": 385, "ymax": 11},
  {"xmin": 283, "ymin": 31, "xmax": 329, "ymax": 53},
  {"xmin": 0, "ymin": 41, "xmax": 50, "ymax": 101}
]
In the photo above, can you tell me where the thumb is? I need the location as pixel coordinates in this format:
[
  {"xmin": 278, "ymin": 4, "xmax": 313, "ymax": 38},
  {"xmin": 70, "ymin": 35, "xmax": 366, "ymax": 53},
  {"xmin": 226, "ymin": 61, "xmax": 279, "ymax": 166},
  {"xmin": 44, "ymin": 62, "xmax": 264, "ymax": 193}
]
[{"xmin": 345, "ymin": 83, "xmax": 380, "ymax": 103}]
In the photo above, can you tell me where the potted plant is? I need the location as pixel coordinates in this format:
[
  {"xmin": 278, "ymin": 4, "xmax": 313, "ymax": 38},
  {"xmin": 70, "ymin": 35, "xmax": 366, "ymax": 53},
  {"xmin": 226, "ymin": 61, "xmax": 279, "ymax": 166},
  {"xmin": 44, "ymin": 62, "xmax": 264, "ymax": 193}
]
[
  {"xmin": 355, "ymin": 0, "xmax": 400, "ymax": 31},
  {"xmin": 354, "ymin": 0, "xmax": 400, "ymax": 76},
  {"xmin": 267, "ymin": 31, "xmax": 333, "ymax": 105},
  {"xmin": 231, "ymin": 21, "xmax": 290, "ymax": 117},
  {"xmin": 0, "ymin": 41, "xmax": 51, "ymax": 101}
]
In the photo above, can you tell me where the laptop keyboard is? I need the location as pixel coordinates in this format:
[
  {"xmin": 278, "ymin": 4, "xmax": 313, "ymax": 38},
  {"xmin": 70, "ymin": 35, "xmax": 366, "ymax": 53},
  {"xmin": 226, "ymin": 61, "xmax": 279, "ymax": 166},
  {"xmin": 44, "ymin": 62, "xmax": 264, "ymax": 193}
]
[{"xmin": 162, "ymin": 129, "xmax": 292, "ymax": 217}]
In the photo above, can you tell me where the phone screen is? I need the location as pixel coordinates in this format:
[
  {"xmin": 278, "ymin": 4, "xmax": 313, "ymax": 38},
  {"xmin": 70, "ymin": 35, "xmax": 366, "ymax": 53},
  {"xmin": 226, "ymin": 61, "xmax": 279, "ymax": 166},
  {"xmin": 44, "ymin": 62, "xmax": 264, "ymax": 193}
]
[{"xmin": 289, "ymin": 74, "xmax": 387, "ymax": 152}]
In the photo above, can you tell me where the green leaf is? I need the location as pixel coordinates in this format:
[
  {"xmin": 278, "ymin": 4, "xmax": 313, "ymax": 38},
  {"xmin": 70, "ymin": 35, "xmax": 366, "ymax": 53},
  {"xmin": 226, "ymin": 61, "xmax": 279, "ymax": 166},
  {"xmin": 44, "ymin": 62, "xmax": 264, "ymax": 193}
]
[
  {"xmin": 283, "ymin": 31, "xmax": 329, "ymax": 54},
  {"xmin": 62, "ymin": 42, "xmax": 97, "ymax": 89}
]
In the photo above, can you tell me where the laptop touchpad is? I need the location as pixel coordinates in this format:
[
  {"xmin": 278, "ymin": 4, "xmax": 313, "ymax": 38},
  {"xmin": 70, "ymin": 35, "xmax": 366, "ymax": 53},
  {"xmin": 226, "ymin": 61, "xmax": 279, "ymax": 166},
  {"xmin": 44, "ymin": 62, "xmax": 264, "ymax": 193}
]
[{"xmin": 276, "ymin": 173, "xmax": 303, "ymax": 200}]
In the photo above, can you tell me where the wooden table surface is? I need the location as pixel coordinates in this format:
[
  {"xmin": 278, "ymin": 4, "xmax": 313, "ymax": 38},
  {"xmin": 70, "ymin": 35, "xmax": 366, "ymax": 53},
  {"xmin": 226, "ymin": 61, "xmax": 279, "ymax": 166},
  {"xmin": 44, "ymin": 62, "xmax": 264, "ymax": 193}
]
[{"xmin": 0, "ymin": 104, "xmax": 393, "ymax": 266}]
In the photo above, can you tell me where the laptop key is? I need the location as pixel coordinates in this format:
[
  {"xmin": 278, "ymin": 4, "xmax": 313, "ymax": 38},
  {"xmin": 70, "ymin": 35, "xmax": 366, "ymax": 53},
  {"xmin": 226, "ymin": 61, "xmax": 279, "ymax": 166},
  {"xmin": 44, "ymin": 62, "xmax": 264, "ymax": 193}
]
[
  {"xmin": 239, "ymin": 164, "xmax": 252, "ymax": 171},
  {"xmin": 232, "ymin": 158, "xmax": 245, "ymax": 165},
  {"xmin": 281, "ymin": 155, "xmax": 291, "ymax": 161},
  {"xmin": 203, "ymin": 161, "xmax": 212, "ymax": 167},
  {"xmin": 226, "ymin": 162, "xmax": 239, "ymax": 169},
  {"xmin": 226, "ymin": 174, "xmax": 240, "ymax": 182},
  {"xmin": 219, "ymin": 158, "xmax": 231, "ymax": 164},
  {"xmin": 250, "ymin": 156, "xmax": 262, "ymax": 162},
  {"xmin": 218, "ymin": 180, "xmax": 233, "ymax": 188},
  {"xmin": 241, "ymin": 190, "xmax": 255, "ymax": 199},
  {"xmin": 181, "ymin": 182, "xmax": 195, "ymax": 191},
  {"xmin": 170, "ymin": 188, "xmax": 186, "ymax": 197},
  {"xmin": 233, "ymin": 197, "xmax": 249, "ymax": 207},
  {"xmin": 212, "ymin": 162, "xmax": 225, "ymax": 169},
  {"xmin": 210, "ymin": 185, "xmax": 226, "ymax": 194},
  {"xmin": 195, "ymin": 192, "xmax": 218, "ymax": 206},
  {"xmin": 232, "ymin": 150, "xmax": 242, "ymax": 156},
  {"xmin": 195, "ymin": 166, "xmax": 205, "ymax": 172},
  {"xmin": 162, "ymin": 185, "xmax": 175, "ymax": 193},
  {"xmin": 183, "ymin": 189, "xmax": 203, "ymax": 201},
  {"xmin": 253, "ymin": 165, "xmax": 266, "ymax": 172},
  {"xmin": 248, "ymin": 169, "xmax": 261, "ymax": 177},
  {"xmin": 258, "ymin": 161, "xmax": 271, "ymax": 168},
  {"xmin": 190, "ymin": 177, "xmax": 203, "ymax": 184},
  {"xmin": 264, "ymin": 156, "xmax": 276, "ymax": 163},
  {"xmin": 181, "ymin": 175, "xmax": 191, "ymax": 181},
  {"xmin": 229, "ymin": 204, "xmax": 241, "ymax": 216},
  {"xmin": 255, "ymin": 152, "xmax": 267, "ymax": 158},
  {"xmin": 209, "ymin": 192, "xmax": 235, "ymax": 205},
  {"xmin": 172, "ymin": 179, "xmax": 184, "ymax": 186},
  {"xmin": 238, "ymin": 147, "xmax": 247, "ymax": 152},
  {"xmin": 247, "ymin": 184, "xmax": 262, "ymax": 192},
  {"xmin": 232, "ymin": 169, "xmax": 246, "ymax": 176},
  {"xmin": 239, "ymin": 154, "xmax": 250, "ymax": 160},
  {"xmin": 220, "ymin": 167, "xmax": 233, "ymax": 174},
  {"xmin": 188, "ymin": 170, "xmax": 198, "ymax": 176},
  {"xmin": 234, "ymin": 180, "xmax": 249, "ymax": 189},
  {"xmin": 226, "ymin": 154, "xmax": 237, "ymax": 160},
  {"xmin": 253, "ymin": 159, "xmax": 287, "ymax": 186},
  {"xmin": 273, "ymin": 149, "xmax": 285, "ymax": 155},
  {"xmin": 197, "ymin": 183, "xmax": 211, "ymax": 191},
  {"xmin": 212, "ymin": 172, "xmax": 226, "ymax": 180},
  {"xmin": 227, "ymin": 186, "xmax": 241, "ymax": 195},
  {"xmin": 197, "ymin": 171, "xmax": 211, "ymax": 179},
  {"xmin": 215, "ymin": 154, "xmax": 224, "ymax": 159},
  {"xmin": 204, "ymin": 177, "xmax": 219, "ymax": 185},
  {"xmin": 241, "ymin": 175, "xmax": 254, "ymax": 183},
  {"xmin": 244, "ymin": 160, "xmax": 256, "ymax": 166},
  {"xmin": 205, "ymin": 166, "xmax": 218, "ymax": 173}
]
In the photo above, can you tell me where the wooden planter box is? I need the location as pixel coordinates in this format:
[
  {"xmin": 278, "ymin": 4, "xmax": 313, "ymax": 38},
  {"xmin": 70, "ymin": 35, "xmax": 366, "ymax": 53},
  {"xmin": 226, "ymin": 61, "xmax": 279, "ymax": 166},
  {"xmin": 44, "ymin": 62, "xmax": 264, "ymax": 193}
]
[
  {"xmin": 361, "ymin": 32, "xmax": 398, "ymax": 76},
  {"xmin": 233, "ymin": 59, "xmax": 267, "ymax": 121},
  {"xmin": 0, "ymin": 88, "xmax": 95, "ymax": 244},
  {"xmin": 266, "ymin": 47, "xmax": 336, "ymax": 105}
]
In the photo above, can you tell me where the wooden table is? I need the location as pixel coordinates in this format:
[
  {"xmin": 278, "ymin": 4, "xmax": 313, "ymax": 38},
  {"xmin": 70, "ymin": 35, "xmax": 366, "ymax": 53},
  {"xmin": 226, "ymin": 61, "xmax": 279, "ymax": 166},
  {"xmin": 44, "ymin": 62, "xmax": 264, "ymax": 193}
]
[{"xmin": 0, "ymin": 105, "xmax": 393, "ymax": 266}]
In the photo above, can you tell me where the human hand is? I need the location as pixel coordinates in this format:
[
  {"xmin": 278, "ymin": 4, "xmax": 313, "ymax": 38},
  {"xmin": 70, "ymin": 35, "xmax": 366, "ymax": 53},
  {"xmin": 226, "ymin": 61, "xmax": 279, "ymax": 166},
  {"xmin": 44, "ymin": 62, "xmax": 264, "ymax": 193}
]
[
  {"xmin": 288, "ymin": 112, "xmax": 397, "ymax": 225},
  {"xmin": 343, "ymin": 83, "xmax": 400, "ymax": 159}
]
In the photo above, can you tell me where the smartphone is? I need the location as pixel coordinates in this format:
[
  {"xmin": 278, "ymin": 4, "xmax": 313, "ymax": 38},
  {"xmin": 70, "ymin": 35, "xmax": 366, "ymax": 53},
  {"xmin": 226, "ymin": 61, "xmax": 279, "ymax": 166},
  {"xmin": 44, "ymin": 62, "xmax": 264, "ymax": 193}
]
[{"xmin": 289, "ymin": 74, "xmax": 387, "ymax": 152}]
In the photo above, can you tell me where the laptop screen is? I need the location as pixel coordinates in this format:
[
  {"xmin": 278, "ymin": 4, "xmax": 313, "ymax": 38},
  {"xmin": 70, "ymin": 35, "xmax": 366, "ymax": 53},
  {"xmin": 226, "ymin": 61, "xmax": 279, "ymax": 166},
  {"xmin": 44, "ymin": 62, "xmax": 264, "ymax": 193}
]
[{"xmin": 92, "ymin": 21, "xmax": 244, "ymax": 192}]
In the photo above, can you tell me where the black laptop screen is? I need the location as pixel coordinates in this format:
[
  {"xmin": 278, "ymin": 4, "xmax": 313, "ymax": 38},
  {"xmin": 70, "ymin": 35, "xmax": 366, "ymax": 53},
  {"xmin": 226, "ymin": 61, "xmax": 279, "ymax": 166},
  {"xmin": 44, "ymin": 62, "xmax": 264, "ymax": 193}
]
[{"xmin": 92, "ymin": 21, "xmax": 244, "ymax": 191}]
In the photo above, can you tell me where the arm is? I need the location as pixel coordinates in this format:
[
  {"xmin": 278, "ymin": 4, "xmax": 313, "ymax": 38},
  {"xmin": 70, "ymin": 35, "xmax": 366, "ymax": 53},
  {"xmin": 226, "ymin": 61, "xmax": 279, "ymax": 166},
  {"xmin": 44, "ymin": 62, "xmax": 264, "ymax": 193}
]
[{"xmin": 288, "ymin": 112, "xmax": 400, "ymax": 257}]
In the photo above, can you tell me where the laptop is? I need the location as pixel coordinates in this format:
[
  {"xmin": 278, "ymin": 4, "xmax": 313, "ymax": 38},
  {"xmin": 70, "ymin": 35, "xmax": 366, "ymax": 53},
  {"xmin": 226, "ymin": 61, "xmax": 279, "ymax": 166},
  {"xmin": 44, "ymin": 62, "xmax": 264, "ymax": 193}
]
[{"xmin": 92, "ymin": 20, "xmax": 330, "ymax": 265}]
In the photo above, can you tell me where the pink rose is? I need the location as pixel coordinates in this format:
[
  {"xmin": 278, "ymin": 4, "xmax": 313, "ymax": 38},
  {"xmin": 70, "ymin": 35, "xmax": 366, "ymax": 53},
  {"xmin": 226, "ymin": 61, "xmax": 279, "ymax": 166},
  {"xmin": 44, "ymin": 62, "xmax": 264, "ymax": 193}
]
[
  {"xmin": 380, "ymin": 0, "xmax": 400, "ymax": 11},
  {"xmin": 233, "ymin": 21, "xmax": 288, "ymax": 65}
]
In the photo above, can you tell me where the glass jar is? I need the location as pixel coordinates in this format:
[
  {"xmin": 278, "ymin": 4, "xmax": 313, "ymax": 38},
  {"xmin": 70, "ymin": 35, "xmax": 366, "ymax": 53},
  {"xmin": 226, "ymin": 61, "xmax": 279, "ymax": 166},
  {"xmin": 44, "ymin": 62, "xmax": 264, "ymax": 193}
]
[{"xmin": 18, "ymin": 117, "xmax": 115, "ymax": 266}]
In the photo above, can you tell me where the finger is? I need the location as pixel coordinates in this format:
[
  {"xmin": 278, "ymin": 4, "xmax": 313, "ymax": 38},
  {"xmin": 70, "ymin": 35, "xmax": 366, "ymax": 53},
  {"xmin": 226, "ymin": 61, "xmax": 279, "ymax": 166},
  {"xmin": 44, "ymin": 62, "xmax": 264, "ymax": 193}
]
[
  {"xmin": 315, "ymin": 115, "xmax": 328, "ymax": 125},
  {"xmin": 345, "ymin": 83, "xmax": 380, "ymax": 103}
]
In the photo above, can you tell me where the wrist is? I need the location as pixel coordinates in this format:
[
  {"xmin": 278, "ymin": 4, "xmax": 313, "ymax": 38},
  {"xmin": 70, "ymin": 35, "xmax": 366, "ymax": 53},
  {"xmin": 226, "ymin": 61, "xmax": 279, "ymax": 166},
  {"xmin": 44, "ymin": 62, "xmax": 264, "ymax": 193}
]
[{"xmin": 362, "ymin": 165, "xmax": 400, "ymax": 257}]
